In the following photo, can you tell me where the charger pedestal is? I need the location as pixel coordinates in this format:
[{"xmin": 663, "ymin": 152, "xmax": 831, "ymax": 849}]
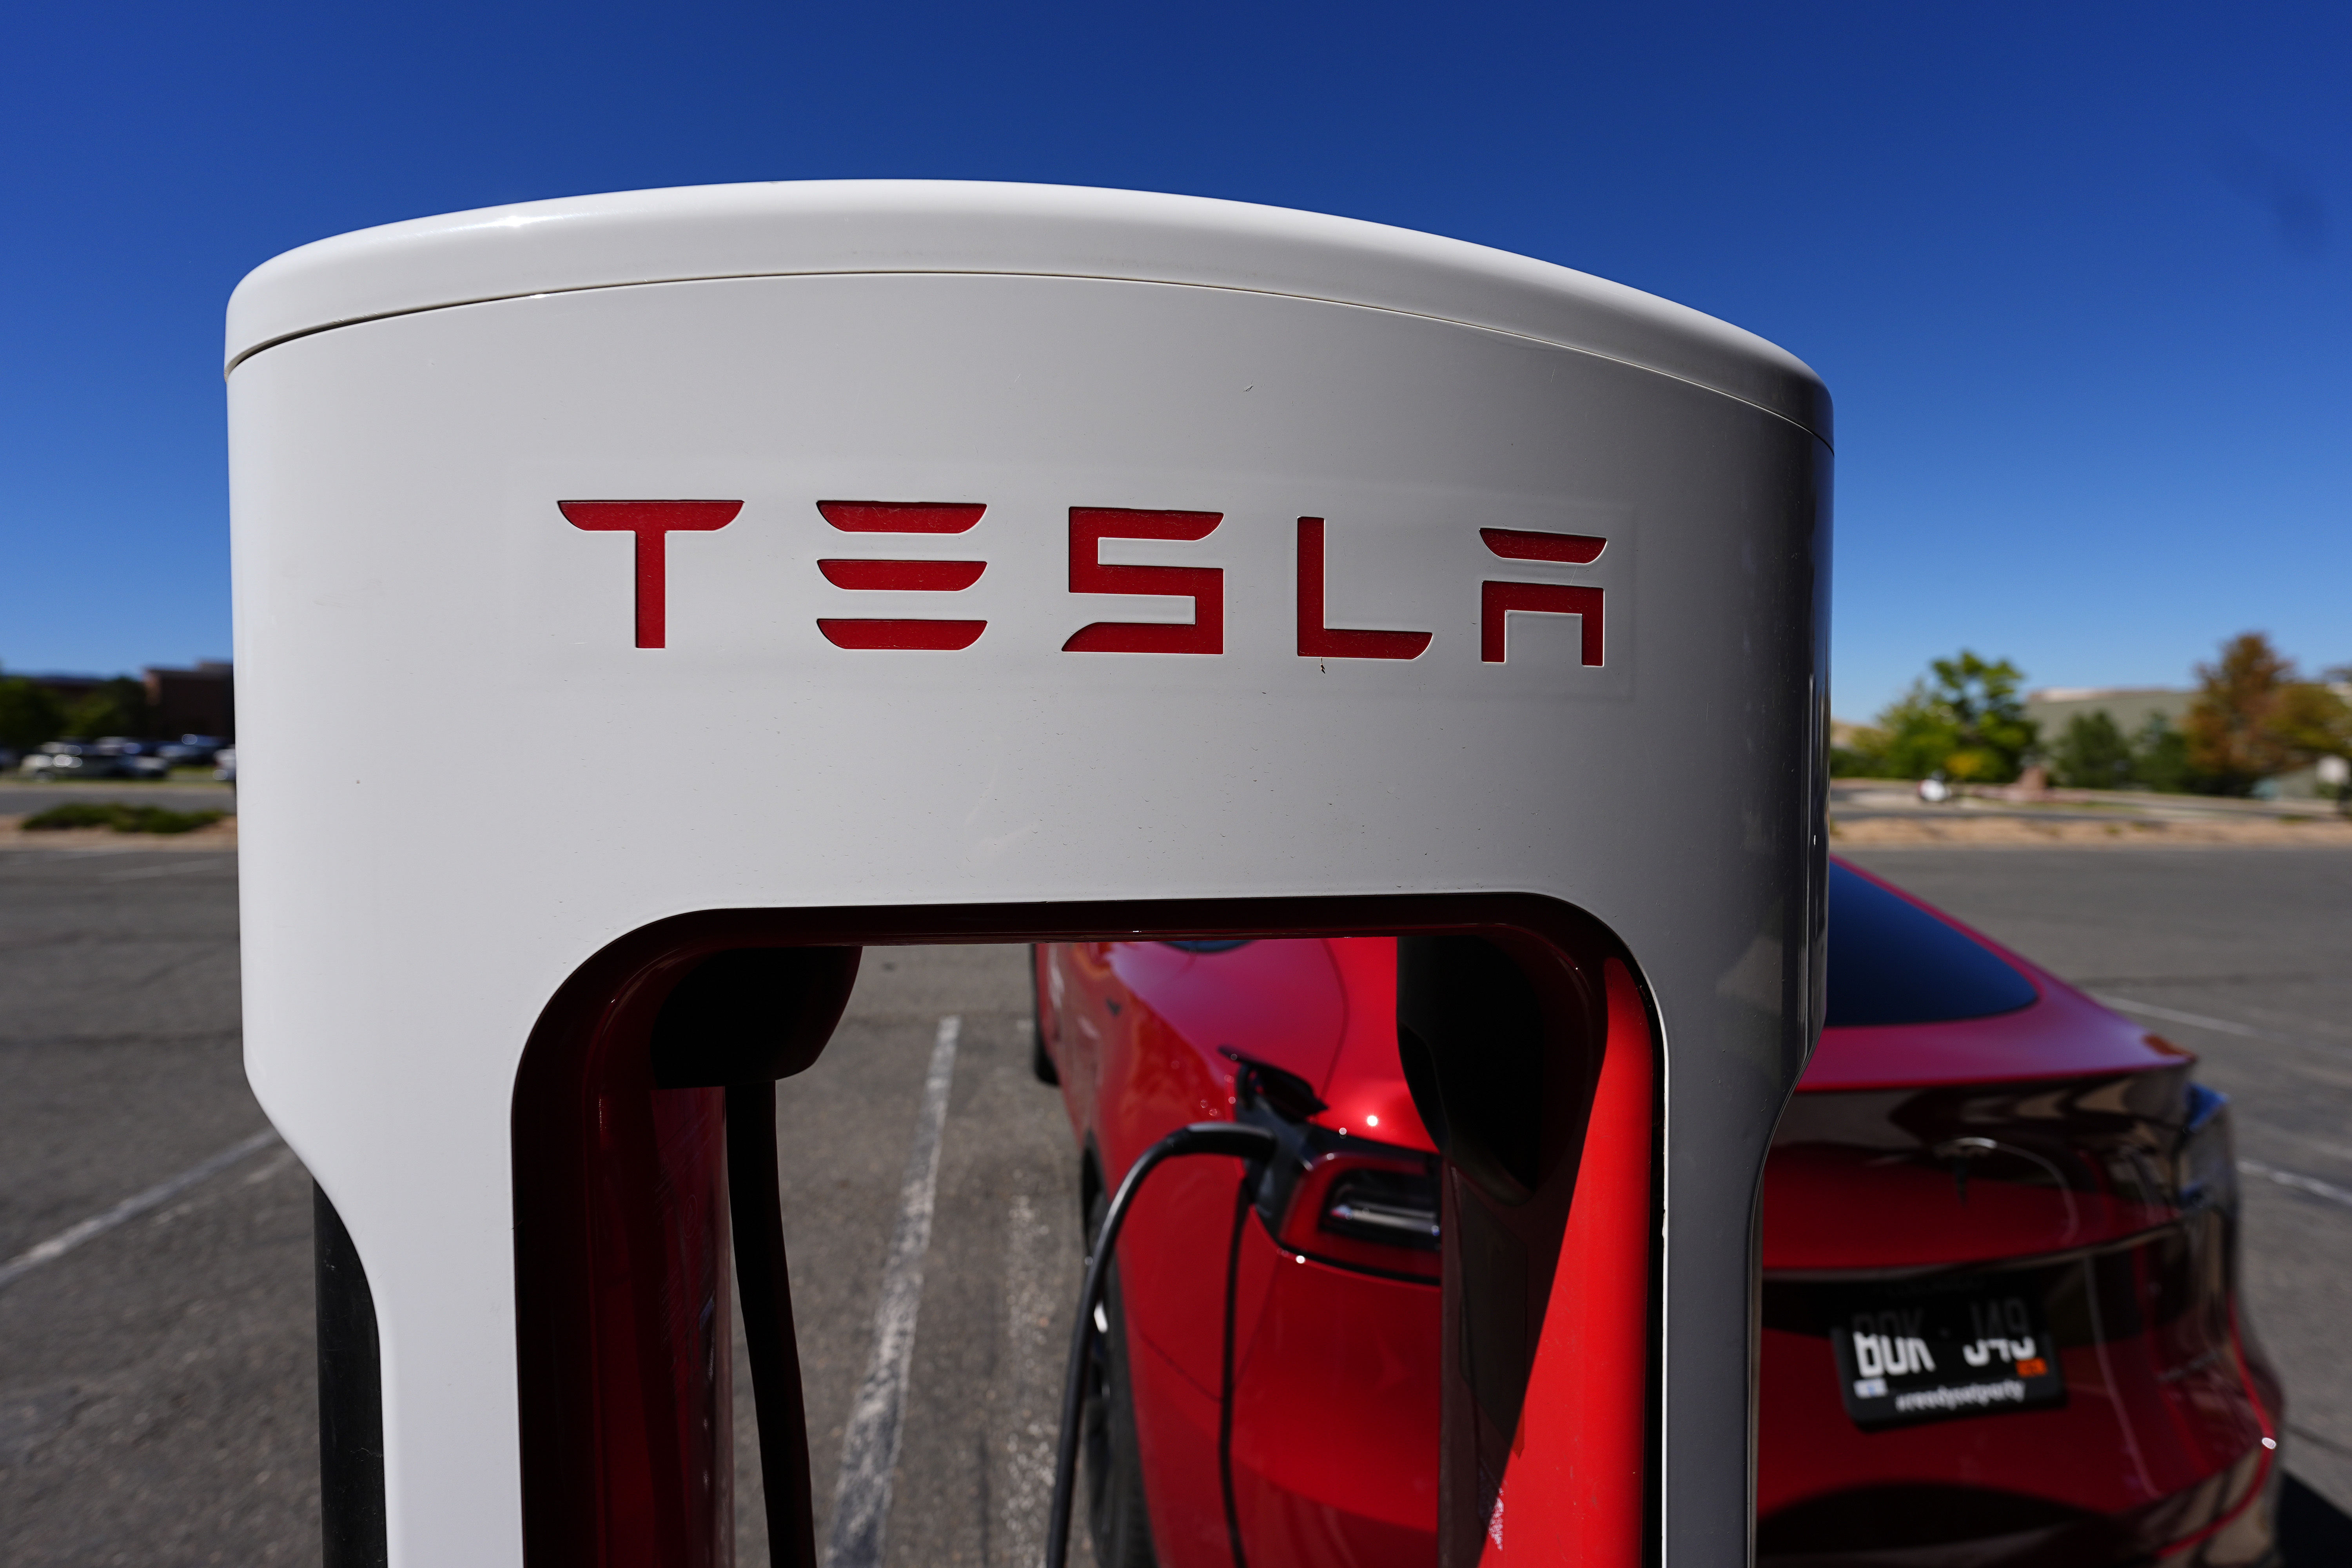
[{"xmin": 227, "ymin": 180, "xmax": 1831, "ymax": 1567}]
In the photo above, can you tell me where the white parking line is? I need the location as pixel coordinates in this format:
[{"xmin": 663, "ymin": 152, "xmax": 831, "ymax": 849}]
[
  {"xmin": 2096, "ymin": 993, "xmax": 2352, "ymax": 1064},
  {"xmin": 2240, "ymin": 1158, "xmax": 2352, "ymax": 1212},
  {"xmin": 824, "ymin": 1015, "xmax": 961, "ymax": 1568},
  {"xmin": 242, "ymin": 1147, "xmax": 303, "ymax": 1185},
  {"xmin": 998, "ymin": 1191, "xmax": 1060, "ymax": 1568},
  {"xmin": 2094, "ymin": 995, "xmax": 2260, "ymax": 1038},
  {"xmin": 0, "ymin": 1128, "xmax": 281, "ymax": 1292}
]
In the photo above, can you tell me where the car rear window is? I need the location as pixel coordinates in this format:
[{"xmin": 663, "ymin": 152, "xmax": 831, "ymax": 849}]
[{"xmin": 1826, "ymin": 862, "xmax": 2039, "ymax": 1027}]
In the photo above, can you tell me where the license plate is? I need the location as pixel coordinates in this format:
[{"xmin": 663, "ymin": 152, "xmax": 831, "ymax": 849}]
[{"xmin": 1827, "ymin": 1278, "xmax": 2066, "ymax": 1431}]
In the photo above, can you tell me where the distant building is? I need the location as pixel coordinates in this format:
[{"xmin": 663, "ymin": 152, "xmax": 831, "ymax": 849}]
[
  {"xmin": 2023, "ymin": 686, "xmax": 2191, "ymax": 739},
  {"xmin": 2026, "ymin": 682, "xmax": 2352, "ymax": 801},
  {"xmin": 144, "ymin": 661, "xmax": 235, "ymax": 738}
]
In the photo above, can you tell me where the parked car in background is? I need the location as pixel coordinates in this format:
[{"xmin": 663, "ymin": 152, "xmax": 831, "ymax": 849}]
[
  {"xmin": 158, "ymin": 734, "xmax": 228, "ymax": 768},
  {"xmin": 103, "ymin": 739, "xmax": 174, "ymax": 779},
  {"xmin": 212, "ymin": 746, "xmax": 237, "ymax": 783},
  {"xmin": 20, "ymin": 741, "xmax": 94, "ymax": 778},
  {"xmin": 18, "ymin": 739, "xmax": 170, "ymax": 780},
  {"xmin": 1035, "ymin": 859, "xmax": 2281, "ymax": 1568}
]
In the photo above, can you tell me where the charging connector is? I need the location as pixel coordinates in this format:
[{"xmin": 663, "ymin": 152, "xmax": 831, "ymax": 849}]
[{"xmin": 1046, "ymin": 1122, "xmax": 1282, "ymax": 1568}]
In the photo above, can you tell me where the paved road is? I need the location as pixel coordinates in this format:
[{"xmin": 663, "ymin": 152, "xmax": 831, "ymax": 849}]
[
  {"xmin": 1831, "ymin": 779, "xmax": 2345, "ymax": 824},
  {"xmin": 1844, "ymin": 845, "xmax": 2352, "ymax": 1542},
  {"xmin": 5, "ymin": 844, "xmax": 2348, "ymax": 1563}
]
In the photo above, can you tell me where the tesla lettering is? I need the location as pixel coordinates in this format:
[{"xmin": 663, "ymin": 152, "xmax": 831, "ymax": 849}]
[
  {"xmin": 1062, "ymin": 507, "xmax": 1225, "ymax": 655},
  {"xmin": 559, "ymin": 499, "xmax": 744, "ymax": 648},
  {"xmin": 815, "ymin": 500, "xmax": 988, "ymax": 651},
  {"xmin": 560, "ymin": 500, "xmax": 1613, "ymax": 665},
  {"xmin": 1295, "ymin": 517, "xmax": 1431, "ymax": 661},
  {"xmin": 1480, "ymin": 526, "xmax": 1606, "ymax": 666}
]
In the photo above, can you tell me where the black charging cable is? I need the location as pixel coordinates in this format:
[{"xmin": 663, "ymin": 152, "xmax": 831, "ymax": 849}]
[
  {"xmin": 1046, "ymin": 1122, "xmax": 1280, "ymax": 1568},
  {"xmin": 728, "ymin": 1086, "xmax": 820, "ymax": 1568},
  {"xmin": 1216, "ymin": 1166, "xmax": 1255, "ymax": 1568},
  {"xmin": 651, "ymin": 946, "xmax": 860, "ymax": 1568}
]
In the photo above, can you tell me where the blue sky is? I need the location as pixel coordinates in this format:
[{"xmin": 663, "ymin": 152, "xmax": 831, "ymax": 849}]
[{"xmin": 2, "ymin": 0, "xmax": 2344, "ymax": 717}]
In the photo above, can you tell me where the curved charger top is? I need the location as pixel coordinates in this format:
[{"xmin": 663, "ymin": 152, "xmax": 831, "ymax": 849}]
[{"xmin": 223, "ymin": 179, "xmax": 1831, "ymax": 445}]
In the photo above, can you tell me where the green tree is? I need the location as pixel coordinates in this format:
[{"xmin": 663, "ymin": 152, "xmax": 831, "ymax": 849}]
[
  {"xmin": 1869, "ymin": 686, "xmax": 1959, "ymax": 779},
  {"xmin": 2273, "ymin": 679, "xmax": 2352, "ymax": 765},
  {"xmin": 2049, "ymin": 710, "xmax": 2134, "ymax": 789},
  {"xmin": 0, "ymin": 677, "xmax": 67, "ymax": 751},
  {"xmin": 60, "ymin": 677, "xmax": 152, "ymax": 740},
  {"xmin": 2182, "ymin": 633, "xmax": 2346, "ymax": 795},
  {"xmin": 1867, "ymin": 651, "xmax": 2038, "ymax": 782},
  {"xmin": 2131, "ymin": 714, "xmax": 2199, "ymax": 793}
]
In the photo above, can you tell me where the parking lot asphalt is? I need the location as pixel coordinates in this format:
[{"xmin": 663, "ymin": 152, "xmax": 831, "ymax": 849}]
[
  {"xmin": 1842, "ymin": 846, "xmax": 2352, "ymax": 1535},
  {"xmin": 729, "ymin": 945, "xmax": 1092, "ymax": 1568},
  {"xmin": 0, "ymin": 847, "xmax": 1088, "ymax": 1568},
  {"xmin": 0, "ymin": 847, "xmax": 309, "ymax": 1566},
  {"xmin": 3, "ymin": 844, "xmax": 2347, "ymax": 1563}
]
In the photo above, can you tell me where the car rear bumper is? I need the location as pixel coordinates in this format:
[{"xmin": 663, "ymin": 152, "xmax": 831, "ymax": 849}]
[
  {"xmin": 1755, "ymin": 1439, "xmax": 2278, "ymax": 1566},
  {"xmin": 1760, "ymin": 1212, "xmax": 2282, "ymax": 1567}
]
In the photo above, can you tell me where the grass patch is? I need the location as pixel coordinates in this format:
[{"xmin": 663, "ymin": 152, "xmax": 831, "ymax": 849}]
[{"xmin": 22, "ymin": 802, "xmax": 227, "ymax": 834}]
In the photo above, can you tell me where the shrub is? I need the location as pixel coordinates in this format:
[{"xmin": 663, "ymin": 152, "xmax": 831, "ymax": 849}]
[
  {"xmin": 22, "ymin": 803, "xmax": 226, "ymax": 834},
  {"xmin": 1827, "ymin": 743, "xmax": 1883, "ymax": 777},
  {"xmin": 2129, "ymin": 715, "xmax": 2209, "ymax": 795}
]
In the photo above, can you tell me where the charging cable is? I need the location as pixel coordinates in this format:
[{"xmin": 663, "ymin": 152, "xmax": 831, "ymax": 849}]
[
  {"xmin": 729, "ymin": 1085, "xmax": 820, "ymax": 1568},
  {"xmin": 1045, "ymin": 1122, "xmax": 1280, "ymax": 1568}
]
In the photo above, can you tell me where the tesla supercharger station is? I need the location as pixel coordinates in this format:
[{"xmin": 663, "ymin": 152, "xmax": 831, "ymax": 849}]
[{"xmin": 225, "ymin": 182, "xmax": 1829, "ymax": 1568}]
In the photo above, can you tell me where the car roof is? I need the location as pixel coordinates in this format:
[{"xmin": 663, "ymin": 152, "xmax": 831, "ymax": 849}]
[{"xmin": 1147, "ymin": 865, "xmax": 2189, "ymax": 1121}]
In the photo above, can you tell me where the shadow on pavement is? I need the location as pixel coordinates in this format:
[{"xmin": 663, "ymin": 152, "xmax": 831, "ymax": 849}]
[{"xmin": 2283, "ymin": 1473, "xmax": 2352, "ymax": 1563}]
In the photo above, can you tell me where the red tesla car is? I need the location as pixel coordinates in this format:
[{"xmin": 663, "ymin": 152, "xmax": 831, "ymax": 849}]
[{"xmin": 1032, "ymin": 858, "xmax": 2282, "ymax": 1567}]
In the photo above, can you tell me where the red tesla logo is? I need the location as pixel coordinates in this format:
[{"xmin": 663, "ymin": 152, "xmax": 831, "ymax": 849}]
[{"xmin": 561, "ymin": 502, "xmax": 1609, "ymax": 666}]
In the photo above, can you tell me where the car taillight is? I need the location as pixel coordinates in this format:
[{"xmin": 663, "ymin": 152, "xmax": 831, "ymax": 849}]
[
  {"xmin": 1322, "ymin": 1167, "xmax": 1442, "ymax": 1249},
  {"xmin": 2174, "ymin": 1082, "xmax": 2237, "ymax": 1213},
  {"xmin": 1223, "ymin": 1047, "xmax": 1442, "ymax": 1283},
  {"xmin": 1265, "ymin": 1142, "xmax": 1443, "ymax": 1282}
]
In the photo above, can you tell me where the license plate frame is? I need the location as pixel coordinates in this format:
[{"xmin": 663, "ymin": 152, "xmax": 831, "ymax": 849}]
[{"xmin": 1827, "ymin": 1276, "xmax": 2067, "ymax": 1431}]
